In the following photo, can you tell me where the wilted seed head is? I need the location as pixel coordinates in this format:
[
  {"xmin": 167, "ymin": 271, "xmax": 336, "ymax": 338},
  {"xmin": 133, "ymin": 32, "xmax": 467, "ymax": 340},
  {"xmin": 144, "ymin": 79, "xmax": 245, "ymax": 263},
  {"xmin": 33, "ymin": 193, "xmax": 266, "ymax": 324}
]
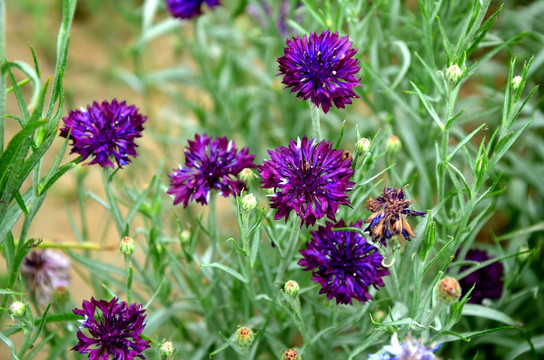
[
  {"xmin": 436, "ymin": 277, "xmax": 461, "ymax": 304},
  {"xmin": 120, "ymin": 236, "xmax": 136, "ymax": 255},
  {"xmin": 235, "ymin": 327, "xmax": 255, "ymax": 349},
  {"xmin": 446, "ymin": 64, "xmax": 462, "ymax": 83},
  {"xmin": 284, "ymin": 280, "xmax": 300, "ymax": 297},
  {"xmin": 159, "ymin": 340, "xmax": 175, "ymax": 357},
  {"xmin": 356, "ymin": 137, "xmax": 370, "ymax": 153},
  {"xmin": 282, "ymin": 349, "xmax": 301, "ymax": 360},
  {"xmin": 9, "ymin": 301, "xmax": 26, "ymax": 319},
  {"xmin": 242, "ymin": 193, "xmax": 258, "ymax": 212},
  {"xmin": 511, "ymin": 75, "xmax": 522, "ymax": 90}
]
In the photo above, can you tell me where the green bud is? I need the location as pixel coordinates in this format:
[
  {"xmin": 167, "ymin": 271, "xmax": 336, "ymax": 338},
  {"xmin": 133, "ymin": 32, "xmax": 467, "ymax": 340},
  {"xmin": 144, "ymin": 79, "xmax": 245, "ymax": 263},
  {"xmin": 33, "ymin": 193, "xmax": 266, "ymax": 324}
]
[
  {"xmin": 511, "ymin": 75, "xmax": 522, "ymax": 90},
  {"xmin": 241, "ymin": 194, "xmax": 257, "ymax": 212},
  {"xmin": 235, "ymin": 327, "xmax": 254, "ymax": 349},
  {"xmin": 356, "ymin": 137, "xmax": 370, "ymax": 153},
  {"xmin": 120, "ymin": 236, "xmax": 136, "ymax": 255},
  {"xmin": 9, "ymin": 301, "xmax": 26, "ymax": 319},
  {"xmin": 52, "ymin": 286, "xmax": 70, "ymax": 305},
  {"xmin": 284, "ymin": 280, "xmax": 300, "ymax": 297},
  {"xmin": 239, "ymin": 168, "xmax": 256, "ymax": 183},
  {"xmin": 159, "ymin": 340, "xmax": 175, "ymax": 358},
  {"xmin": 180, "ymin": 229, "xmax": 191, "ymax": 244},
  {"xmin": 446, "ymin": 64, "xmax": 462, "ymax": 83},
  {"xmin": 282, "ymin": 349, "xmax": 301, "ymax": 360},
  {"xmin": 436, "ymin": 277, "xmax": 461, "ymax": 304},
  {"xmin": 385, "ymin": 135, "xmax": 401, "ymax": 154}
]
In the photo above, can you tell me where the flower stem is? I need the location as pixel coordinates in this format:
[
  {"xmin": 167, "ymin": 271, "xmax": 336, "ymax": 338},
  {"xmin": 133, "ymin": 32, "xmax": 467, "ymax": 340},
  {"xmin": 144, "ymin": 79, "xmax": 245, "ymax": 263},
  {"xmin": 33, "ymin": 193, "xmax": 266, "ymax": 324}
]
[
  {"xmin": 310, "ymin": 102, "xmax": 322, "ymax": 140},
  {"xmin": 102, "ymin": 168, "xmax": 125, "ymax": 237},
  {"xmin": 275, "ymin": 217, "xmax": 301, "ymax": 283},
  {"xmin": 125, "ymin": 254, "xmax": 133, "ymax": 304},
  {"xmin": 208, "ymin": 191, "xmax": 219, "ymax": 260}
]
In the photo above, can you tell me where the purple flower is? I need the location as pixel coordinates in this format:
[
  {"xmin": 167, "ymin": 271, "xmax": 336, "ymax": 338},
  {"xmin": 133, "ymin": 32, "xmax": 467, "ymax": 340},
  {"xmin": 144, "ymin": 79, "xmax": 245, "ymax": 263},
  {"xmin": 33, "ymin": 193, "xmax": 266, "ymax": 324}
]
[
  {"xmin": 20, "ymin": 250, "xmax": 71, "ymax": 307},
  {"xmin": 166, "ymin": 0, "xmax": 220, "ymax": 19},
  {"xmin": 298, "ymin": 220, "xmax": 388, "ymax": 305},
  {"xmin": 258, "ymin": 136, "xmax": 354, "ymax": 227},
  {"xmin": 72, "ymin": 297, "xmax": 150, "ymax": 360},
  {"xmin": 167, "ymin": 133, "xmax": 256, "ymax": 207},
  {"xmin": 369, "ymin": 333, "xmax": 439, "ymax": 360},
  {"xmin": 59, "ymin": 99, "xmax": 146, "ymax": 169},
  {"xmin": 364, "ymin": 187, "xmax": 426, "ymax": 246},
  {"xmin": 277, "ymin": 30, "xmax": 361, "ymax": 113},
  {"xmin": 458, "ymin": 249, "xmax": 504, "ymax": 304}
]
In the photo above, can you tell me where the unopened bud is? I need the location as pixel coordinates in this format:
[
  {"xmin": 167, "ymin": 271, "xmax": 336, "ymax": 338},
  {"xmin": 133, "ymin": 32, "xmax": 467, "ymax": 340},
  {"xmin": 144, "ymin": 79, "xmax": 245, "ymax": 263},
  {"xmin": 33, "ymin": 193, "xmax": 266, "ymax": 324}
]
[
  {"xmin": 284, "ymin": 280, "xmax": 299, "ymax": 297},
  {"xmin": 241, "ymin": 194, "xmax": 257, "ymax": 211},
  {"xmin": 120, "ymin": 236, "xmax": 136, "ymax": 255},
  {"xmin": 180, "ymin": 229, "xmax": 190, "ymax": 243},
  {"xmin": 436, "ymin": 277, "xmax": 461, "ymax": 304},
  {"xmin": 511, "ymin": 75, "xmax": 522, "ymax": 90},
  {"xmin": 386, "ymin": 135, "xmax": 401, "ymax": 154},
  {"xmin": 446, "ymin": 64, "xmax": 462, "ymax": 83},
  {"xmin": 52, "ymin": 286, "xmax": 69, "ymax": 305},
  {"xmin": 282, "ymin": 349, "xmax": 301, "ymax": 360},
  {"xmin": 159, "ymin": 340, "xmax": 175, "ymax": 357},
  {"xmin": 239, "ymin": 168, "xmax": 256, "ymax": 183},
  {"xmin": 235, "ymin": 326, "xmax": 254, "ymax": 349},
  {"xmin": 9, "ymin": 301, "xmax": 26, "ymax": 319},
  {"xmin": 356, "ymin": 137, "xmax": 370, "ymax": 153}
]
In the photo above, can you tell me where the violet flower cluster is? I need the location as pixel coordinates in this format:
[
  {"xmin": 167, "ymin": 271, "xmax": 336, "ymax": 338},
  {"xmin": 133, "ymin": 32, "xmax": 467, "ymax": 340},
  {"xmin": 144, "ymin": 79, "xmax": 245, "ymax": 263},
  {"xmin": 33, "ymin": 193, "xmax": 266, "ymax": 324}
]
[
  {"xmin": 364, "ymin": 187, "xmax": 426, "ymax": 246},
  {"xmin": 166, "ymin": 0, "xmax": 220, "ymax": 19},
  {"xmin": 258, "ymin": 136, "xmax": 354, "ymax": 227},
  {"xmin": 167, "ymin": 133, "xmax": 256, "ymax": 207},
  {"xmin": 298, "ymin": 220, "xmax": 389, "ymax": 305},
  {"xmin": 458, "ymin": 249, "xmax": 504, "ymax": 304},
  {"xmin": 60, "ymin": 99, "xmax": 146, "ymax": 168},
  {"xmin": 72, "ymin": 297, "xmax": 150, "ymax": 360},
  {"xmin": 21, "ymin": 250, "xmax": 71, "ymax": 307},
  {"xmin": 277, "ymin": 30, "xmax": 361, "ymax": 113}
]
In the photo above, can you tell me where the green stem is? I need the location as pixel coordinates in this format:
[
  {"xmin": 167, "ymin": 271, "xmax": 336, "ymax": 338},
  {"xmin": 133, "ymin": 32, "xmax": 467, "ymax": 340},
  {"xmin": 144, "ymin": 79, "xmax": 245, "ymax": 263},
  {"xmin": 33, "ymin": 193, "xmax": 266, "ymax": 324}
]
[
  {"xmin": 275, "ymin": 217, "xmax": 301, "ymax": 283},
  {"xmin": 125, "ymin": 254, "xmax": 133, "ymax": 304},
  {"xmin": 0, "ymin": 0, "xmax": 5, "ymax": 153},
  {"xmin": 423, "ymin": 301, "xmax": 445, "ymax": 329},
  {"xmin": 208, "ymin": 191, "xmax": 218, "ymax": 260},
  {"xmin": 102, "ymin": 168, "xmax": 125, "ymax": 237},
  {"xmin": 310, "ymin": 102, "xmax": 322, "ymax": 140},
  {"xmin": 386, "ymin": 262, "xmax": 402, "ymax": 301}
]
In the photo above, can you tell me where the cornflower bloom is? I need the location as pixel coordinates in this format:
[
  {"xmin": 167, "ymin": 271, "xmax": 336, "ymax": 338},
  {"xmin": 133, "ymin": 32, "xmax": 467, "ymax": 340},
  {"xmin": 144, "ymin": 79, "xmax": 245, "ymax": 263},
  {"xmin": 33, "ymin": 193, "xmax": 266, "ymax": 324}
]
[
  {"xmin": 72, "ymin": 297, "xmax": 150, "ymax": 360},
  {"xmin": 298, "ymin": 220, "xmax": 389, "ymax": 305},
  {"xmin": 258, "ymin": 136, "xmax": 354, "ymax": 227},
  {"xmin": 60, "ymin": 99, "xmax": 146, "ymax": 168},
  {"xmin": 364, "ymin": 187, "xmax": 426, "ymax": 246},
  {"xmin": 457, "ymin": 249, "xmax": 504, "ymax": 304},
  {"xmin": 368, "ymin": 333, "xmax": 440, "ymax": 360},
  {"xmin": 166, "ymin": 0, "xmax": 220, "ymax": 19},
  {"xmin": 20, "ymin": 250, "xmax": 71, "ymax": 307},
  {"xmin": 167, "ymin": 133, "xmax": 256, "ymax": 207},
  {"xmin": 277, "ymin": 30, "xmax": 361, "ymax": 113}
]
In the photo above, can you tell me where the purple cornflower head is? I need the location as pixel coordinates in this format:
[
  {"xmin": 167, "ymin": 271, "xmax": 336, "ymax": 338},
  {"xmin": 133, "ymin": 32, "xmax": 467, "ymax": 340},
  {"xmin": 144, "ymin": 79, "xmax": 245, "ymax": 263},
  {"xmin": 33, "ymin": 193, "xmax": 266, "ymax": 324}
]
[
  {"xmin": 167, "ymin": 133, "xmax": 256, "ymax": 207},
  {"xmin": 458, "ymin": 249, "xmax": 504, "ymax": 304},
  {"xmin": 166, "ymin": 0, "xmax": 220, "ymax": 19},
  {"xmin": 60, "ymin": 99, "xmax": 146, "ymax": 168},
  {"xmin": 298, "ymin": 220, "xmax": 389, "ymax": 305},
  {"xmin": 20, "ymin": 250, "xmax": 71, "ymax": 307},
  {"xmin": 72, "ymin": 297, "xmax": 150, "ymax": 360},
  {"xmin": 364, "ymin": 187, "xmax": 426, "ymax": 246},
  {"xmin": 258, "ymin": 136, "xmax": 355, "ymax": 227},
  {"xmin": 369, "ymin": 333, "xmax": 440, "ymax": 360},
  {"xmin": 277, "ymin": 30, "xmax": 361, "ymax": 113}
]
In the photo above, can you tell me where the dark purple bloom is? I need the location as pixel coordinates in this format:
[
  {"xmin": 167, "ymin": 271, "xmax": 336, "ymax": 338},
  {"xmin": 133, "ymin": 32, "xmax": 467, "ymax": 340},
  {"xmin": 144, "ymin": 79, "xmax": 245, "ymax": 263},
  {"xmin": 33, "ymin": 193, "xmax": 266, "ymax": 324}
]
[
  {"xmin": 166, "ymin": 0, "xmax": 220, "ymax": 19},
  {"xmin": 364, "ymin": 187, "xmax": 426, "ymax": 246},
  {"xmin": 277, "ymin": 30, "xmax": 361, "ymax": 113},
  {"xmin": 168, "ymin": 133, "xmax": 256, "ymax": 207},
  {"xmin": 298, "ymin": 220, "xmax": 388, "ymax": 305},
  {"xmin": 60, "ymin": 99, "xmax": 146, "ymax": 168},
  {"xmin": 72, "ymin": 297, "xmax": 150, "ymax": 360},
  {"xmin": 458, "ymin": 249, "xmax": 504, "ymax": 304},
  {"xmin": 21, "ymin": 250, "xmax": 71, "ymax": 307},
  {"xmin": 258, "ymin": 136, "xmax": 354, "ymax": 227}
]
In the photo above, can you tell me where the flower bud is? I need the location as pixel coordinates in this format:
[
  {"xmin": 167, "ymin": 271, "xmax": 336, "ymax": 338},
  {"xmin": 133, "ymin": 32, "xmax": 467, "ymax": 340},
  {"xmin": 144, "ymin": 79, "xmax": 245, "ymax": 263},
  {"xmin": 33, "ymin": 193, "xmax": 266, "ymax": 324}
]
[
  {"xmin": 241, "ymin": 194, "xmax": 257, "ymax": 212},
  {"xmin": 436, "ymin": 277, "xmax": 461, "ymax": 304},
  {"xmin": 9, "ymin": 301, "xmax": 26, "ymax": 319},
  {"xmin": 385, "ymin": 135, "xmax": 401, "ymax": 154},
  {"xmin": 159, "ymin": 340, "xmax": 175, "ymax": 358},
  {"xmin": 511, "ymin": 75, "xmax": 522, "ymax": 90},
  {"xmin": 120, "ymin": 236, "xmax": 135, "ymax": 255},
  {"xmin": 235, "ymin": 326, "xmax": 254, "ymax": 349},
  {"xmin": 446, "ymin": 64, "xmax": 462, "ymax": 83},
  {"xmin": 239, "ymin": 168, "xmax": 256, "ymax": 183},
  {"xmin": 284, "ymin": 280, "xmax": 300, "ymax": 297},
  {"xmin": 282, "ymin": 349, "xmax": 301, "ymax": 360},
  {"xmin": 356, "ymin": 137, "xmax": 370, "ymax": 153},
  {"xmin": 180, "ymin": 229, "xmax": 191, "ymax": 244},
  {"xmin": 52, "ymin": 285, "xmax": 70, "ymax": 305}
]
